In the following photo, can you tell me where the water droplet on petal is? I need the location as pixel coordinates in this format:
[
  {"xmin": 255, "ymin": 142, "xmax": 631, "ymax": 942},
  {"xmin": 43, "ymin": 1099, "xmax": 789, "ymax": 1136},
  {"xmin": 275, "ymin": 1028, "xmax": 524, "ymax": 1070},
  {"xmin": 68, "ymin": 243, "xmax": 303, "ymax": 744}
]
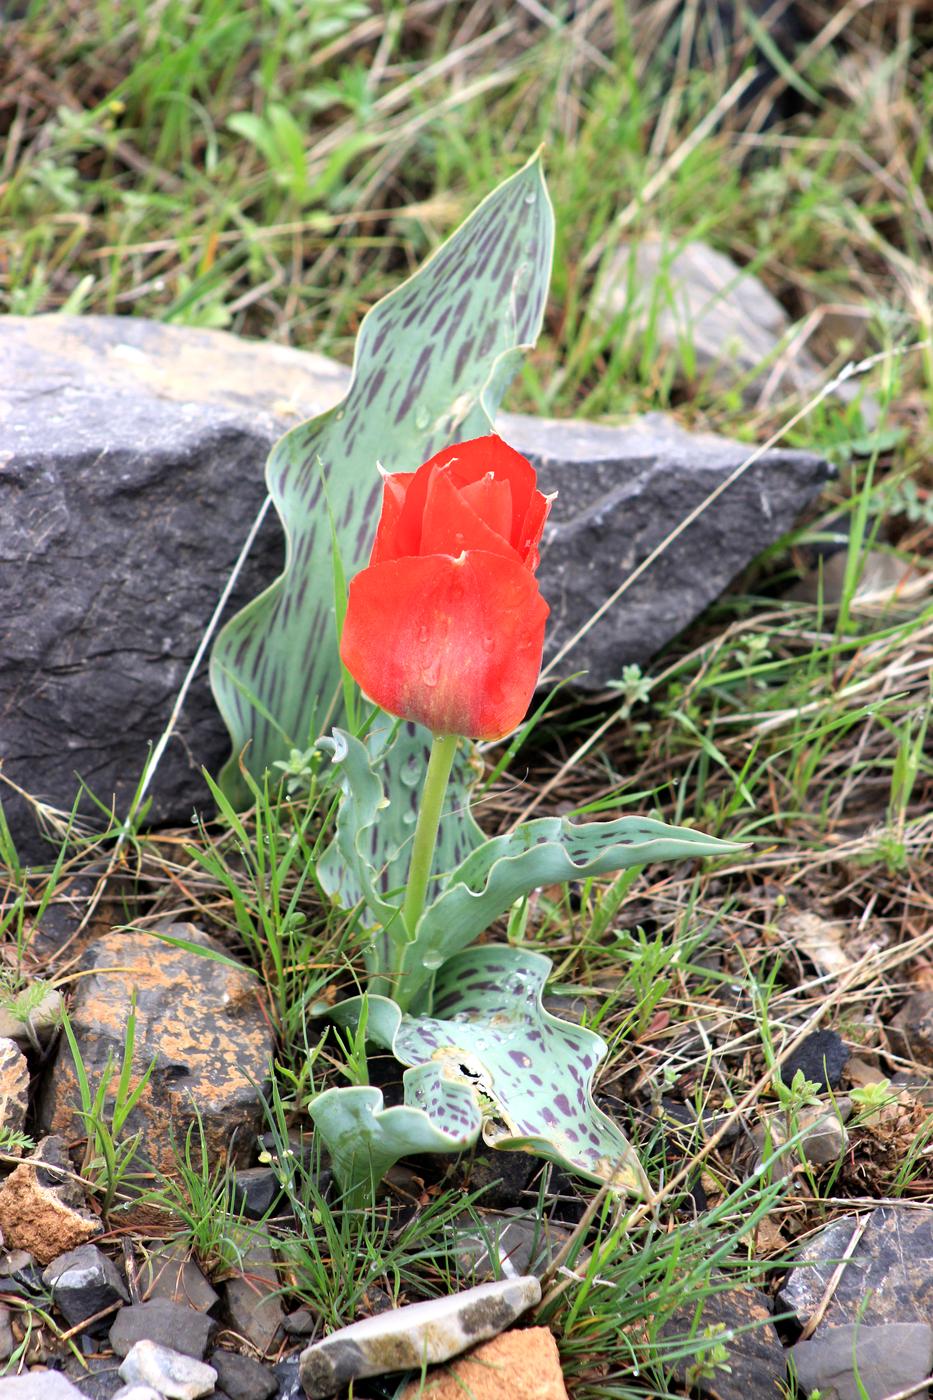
[
  {"xmin": 421, "ymin": 662, "xmax": 439, "ymax": 687},
  {"xmin": 481, "ymin": 635, "xmax": 495, "ymax": 654},
  {"xmin": 524, "ymin": 190, "xmax": 536, "ymax": 205}
]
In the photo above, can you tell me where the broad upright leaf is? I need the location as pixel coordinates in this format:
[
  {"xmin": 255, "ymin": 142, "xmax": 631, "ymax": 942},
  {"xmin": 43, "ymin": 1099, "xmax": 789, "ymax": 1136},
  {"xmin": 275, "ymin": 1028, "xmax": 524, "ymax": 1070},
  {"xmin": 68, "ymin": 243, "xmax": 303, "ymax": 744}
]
[
  {"xmin": 316, "ymin": 727, "xmax": 484, "ymax": 994},
  {"xmin": 325, "ymin": 946, "xmax": 651, "ymax": 1195},
  {"xmin": 210, "ymin": 156, "xmax": 554, "ymax": 807}
]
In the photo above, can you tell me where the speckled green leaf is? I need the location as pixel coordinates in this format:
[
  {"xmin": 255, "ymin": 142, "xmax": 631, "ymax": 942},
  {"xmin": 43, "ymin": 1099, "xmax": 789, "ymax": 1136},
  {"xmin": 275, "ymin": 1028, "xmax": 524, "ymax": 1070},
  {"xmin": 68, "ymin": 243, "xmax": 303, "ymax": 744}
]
[
  {"xmin": 327, "ymin": 946, "xmax": 650, "ymax": 1195},
  {"xmin": 316, "ymin": 726, "xmax": 484, "ymax": 995},
  {"xmin": 210, "ymin": 155, "xmax": 554, "ymax": 807},
  {"xmin": 398, "ymin": 815, "xmax": 744, "ymax": 1007},
  {"xmin": 307, "ymin": 1074, "xmax": 480, "ymax": 1203}
]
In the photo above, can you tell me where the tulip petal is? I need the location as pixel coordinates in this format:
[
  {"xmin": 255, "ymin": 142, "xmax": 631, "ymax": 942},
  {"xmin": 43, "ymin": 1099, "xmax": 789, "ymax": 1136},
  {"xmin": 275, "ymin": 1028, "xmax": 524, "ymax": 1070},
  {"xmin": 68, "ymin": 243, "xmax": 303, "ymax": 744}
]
[
  {"xmin": 393, "ymin": 436, "xmax": 541, "ymax": 560},
  {"xmin": 419, "ymin": 467, "xmax": 519, "ymax": 563},
  {"xmin": 515, "ymin": 487, "xmax": 553, "ymax": 572},
  {"xmin": 458, "ymin": 473, "xmax": 513, "ymax": 541},
  {"xmin": 369, "ymin": 471, "xmax": 417, "ymax": 564},
  {"xmin": 340, "ymin": 552, "xmax": 548, "ymax": 740}
]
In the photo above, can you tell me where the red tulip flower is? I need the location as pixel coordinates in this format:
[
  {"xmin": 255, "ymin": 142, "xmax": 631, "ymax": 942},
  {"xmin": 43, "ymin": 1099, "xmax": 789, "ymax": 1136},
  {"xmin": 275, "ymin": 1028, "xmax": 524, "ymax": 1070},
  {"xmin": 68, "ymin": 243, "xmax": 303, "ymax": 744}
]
[{"xmin": 340, "ymin": 436, "xmax": 551, "ymax": 741}]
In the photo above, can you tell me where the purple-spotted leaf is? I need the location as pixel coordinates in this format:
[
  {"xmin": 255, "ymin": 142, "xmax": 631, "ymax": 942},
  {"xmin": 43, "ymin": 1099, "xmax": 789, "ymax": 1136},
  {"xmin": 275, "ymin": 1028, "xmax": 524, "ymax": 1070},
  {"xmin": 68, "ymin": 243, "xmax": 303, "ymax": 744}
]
[
  {"xmin": 398, "ymin": 813, "xmax": 745, "ymax": 1006},
  {"xmin": 210, "ymin": 155, "xmax": 554, "ymax": 808},
  {"xmin": 327, "ymin": 946, "xmax": 651, "ymax": 1195},
  {"xmin": 307, "ymin": 1075, "xmax": 480, "ymax": 1204}
]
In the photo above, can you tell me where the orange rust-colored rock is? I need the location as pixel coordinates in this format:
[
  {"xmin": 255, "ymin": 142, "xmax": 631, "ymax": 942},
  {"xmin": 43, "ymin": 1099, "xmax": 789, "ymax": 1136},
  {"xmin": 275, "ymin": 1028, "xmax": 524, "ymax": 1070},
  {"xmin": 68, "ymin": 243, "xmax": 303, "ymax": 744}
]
[
  {"xmin": 39, "ymin": 925, "xmax": 273, "ymax": 1180},
  {"xmin": 399, "ymin": 1327, "xmax": 569, "ymax": 1400},
  {"xmin": 0, "ymin": 1136, "xmax": 101, "ymax": 1264}
]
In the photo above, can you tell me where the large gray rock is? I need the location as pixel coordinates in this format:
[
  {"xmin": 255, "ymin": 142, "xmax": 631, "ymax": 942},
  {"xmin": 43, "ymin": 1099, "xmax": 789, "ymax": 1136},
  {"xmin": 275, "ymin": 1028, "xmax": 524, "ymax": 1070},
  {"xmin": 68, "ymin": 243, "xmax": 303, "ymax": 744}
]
[
  {"xmin": 0, "ymin": 314, "xmax": 830, "ymax": 859},
  {"xmin": 790, "ymin": 1322, "xmax": 933, "ymax": 1400},
  {"xmin": 777, "ymin": 1206, "xmax": 933, "ymax": 1335}
]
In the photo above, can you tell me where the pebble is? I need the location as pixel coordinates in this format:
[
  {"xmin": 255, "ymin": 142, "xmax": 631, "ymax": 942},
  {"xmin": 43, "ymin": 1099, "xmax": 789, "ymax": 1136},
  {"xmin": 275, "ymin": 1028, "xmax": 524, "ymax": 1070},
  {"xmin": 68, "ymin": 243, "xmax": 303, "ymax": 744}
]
[
  {"xmin": 450, "ymin": 1210, "xmax": 585, "ymax": 1284},
  {"xmin": 43, "ymin": 1243, "xmax": 130, "ymax": 1329},
  {"xmin": 138, "ymin": 1243, "xmax": 218, "ymax": 1313},
  {"xmin": 0, "ymin": 1303, "xmax": 13, "ymax": 1360},
  {"xmin": 119, "ymin": 1340, "xmax": 217, "ymax": 1400},
  {"xmin": 39, "ymin": 926, "xmax": 274, "ymax": 1186},
  {"xmin": 222, "ymin": 1239, "xmax": 285, "ymax": 1354},
  {"xmin": 662, "ymin": 1283, "xmax": 787, "ymax": 1400},
  {"xmin": 299, "ymin": 1276, "xmax": 541, "ymax": 1397},
  {"xmin": 781, "ymin": 1029, "xmax": 850, "ymax": 1093},
  {"xmin": 791, "ymin": 1321, "xmax": 933, "ymax": 1400},
  {"xmin": 0, "ymin": 985, "xmax": 63, "ymax": 1047},
  {"xmin": 0, "ymin": 1375, "xmax": 86, "ymax": 1399},
  {"xmin": 888, "ymin": 992, "xmax": 933, "ymax": 1067},
  {"xmin": 0, "ymin": 1038, "xmax": 29, "ymax": 1140},
  {"xmin": 209, "ymin": 1349, "xmax": 278, "ymax": 1400},
  {"xmin": 109, "ymin": 1298, "xmax": 217, "ymax": 1360}
]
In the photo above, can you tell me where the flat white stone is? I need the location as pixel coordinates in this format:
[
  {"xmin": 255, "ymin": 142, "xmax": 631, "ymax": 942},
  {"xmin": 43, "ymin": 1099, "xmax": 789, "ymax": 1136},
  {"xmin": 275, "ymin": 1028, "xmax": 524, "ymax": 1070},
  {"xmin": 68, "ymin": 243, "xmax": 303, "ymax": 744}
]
[{"xmin": 299, "ymin": 1275, "xmax": 541, "ymax": 1398}]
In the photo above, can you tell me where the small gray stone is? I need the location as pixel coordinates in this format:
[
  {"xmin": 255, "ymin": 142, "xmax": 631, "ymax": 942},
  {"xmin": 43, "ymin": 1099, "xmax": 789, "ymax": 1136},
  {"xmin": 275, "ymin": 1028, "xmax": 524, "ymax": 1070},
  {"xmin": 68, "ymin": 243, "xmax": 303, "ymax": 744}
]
[
  {"xmin": 790, "ymin": 1322, "xmax": 933, "ymax": 1400},
  {"xmin": 209, "ymin": 1349, "xmax": 278, "ymax": 1400},
  {"xmin": 231, "ymin": 1168, "xmax": 285, "ymax": 1222},
  {"xmin": 283, "ymin": 1306, "xmax": 316, "ymax": 1336},
  {"xmin": 119, "ymin": 1340, "xmax": 217, "ymax": 1400},
  {"xmin": 272, "ymin": 1357, "xmax": 303, "ymax": 1400},
  {"xmin": 0, "ymin": 1303, "xmax": 13, "ymax": 1361},
  {"xmin": 777, "ymin": 1206, "xmax": 933, "ymax": 1334},
  {"xmin": 888, "ymin": 992, "xmax": 933, "ymax": 1068},
  {"xmin": 63, "ymin": 1351, "xmax": 126, "ymax": 1398},
  {"xmin": 222, "ymin": 1241, "xmax": 284, "ymax": 1355},
  {"xmin": 0, "ymin": 1376, "xmax": 86, "ymax": 1399},
  {"xmin": 594, "ymin": 238, "xmax": 876, "ymax": 420},
  {"xmin": 43, "ymin": 1243, "xmax": 130, "ymax": 1328},
  {"xmin": 298, "ymin": 1275, "xmax": 541, "ymax": 1397},
  {"xmin": 781, "ymin": 1030, "xmax": 850, "ymax": 1093},
  {"xmin": 793, "ymin": 1105, "xmax": 850, "ymax": 1167},
  {"xmin": 450, "ymin": 1210, "xmax": 584, "ymax": 1284},
  {"xmin": 109, "ymin": 1299, "xmax": 217, "ymax": 1360},
  {"xmin": 138, "ymin": 1243, "xmax": 218, "ymax": 1313},
  {"xmin": 0, "ymin": 987, "xmax": 63, "ymax": 1047}
]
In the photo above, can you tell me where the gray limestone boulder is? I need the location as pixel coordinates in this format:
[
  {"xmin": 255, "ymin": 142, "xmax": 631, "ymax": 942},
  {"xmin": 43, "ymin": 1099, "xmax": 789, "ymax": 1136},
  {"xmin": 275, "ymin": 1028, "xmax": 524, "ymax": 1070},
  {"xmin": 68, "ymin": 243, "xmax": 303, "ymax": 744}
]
[{"xmin": 0, "ymin": 314, "xmax": 830, "ymax": 860}]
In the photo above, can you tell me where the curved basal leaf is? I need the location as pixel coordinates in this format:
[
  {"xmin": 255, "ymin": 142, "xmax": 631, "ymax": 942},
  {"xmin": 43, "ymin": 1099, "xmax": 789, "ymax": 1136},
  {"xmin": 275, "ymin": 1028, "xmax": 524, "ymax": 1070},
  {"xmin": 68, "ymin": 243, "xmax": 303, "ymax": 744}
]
[
  {"xmin": 317, "ymin": 727, "xmax": 483, "ymax": 993},
  {"xmin": 399, "ymin": 815, "xmax": 745, "ymax": 1004},
  {"xmin": 307, "ymin": 1077, "xmax": 480, "ymax": 1203},
  {"xmin": 210, "ymin": 155, "xmax": 554, "ymax": 807},
  {"xmin": 328, "ymin": 947, "xmax": 650, "ymax": 1195}
]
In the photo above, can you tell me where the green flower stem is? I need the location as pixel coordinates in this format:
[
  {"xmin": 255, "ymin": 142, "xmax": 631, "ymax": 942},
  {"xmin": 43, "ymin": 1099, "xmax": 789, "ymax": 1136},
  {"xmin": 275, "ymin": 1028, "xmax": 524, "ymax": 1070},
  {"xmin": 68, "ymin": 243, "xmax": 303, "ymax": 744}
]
[{"xmin": 400, "ymin": 733, "xmax": 459, "ymax": 951}]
